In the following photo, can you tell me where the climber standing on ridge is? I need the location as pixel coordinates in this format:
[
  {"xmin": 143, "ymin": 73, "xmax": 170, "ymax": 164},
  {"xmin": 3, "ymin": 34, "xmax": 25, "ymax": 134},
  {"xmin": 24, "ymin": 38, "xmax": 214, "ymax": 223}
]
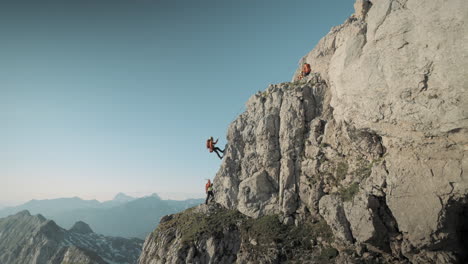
[
  {"xmin": 206, "ymin": 136, "xmax": 224, "ymax": 159},
  {"xmin": 205, "ymin": 179, "xmax": 214, "ymax": 205}
]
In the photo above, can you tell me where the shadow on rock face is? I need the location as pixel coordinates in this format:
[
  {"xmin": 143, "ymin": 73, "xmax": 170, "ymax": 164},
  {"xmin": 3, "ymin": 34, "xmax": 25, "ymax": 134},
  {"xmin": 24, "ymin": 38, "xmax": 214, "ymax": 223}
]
[
  {"xmin": 455, "ymin": 201, "xmax": 468, "ymax": 262},
  {"xmin": 438, "ymin": 197, "xmax": 468, "ymax": 263}
]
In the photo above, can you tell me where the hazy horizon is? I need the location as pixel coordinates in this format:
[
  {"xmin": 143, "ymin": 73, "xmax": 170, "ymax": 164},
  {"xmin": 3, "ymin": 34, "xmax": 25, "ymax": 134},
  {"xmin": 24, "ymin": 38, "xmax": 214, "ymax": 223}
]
[
  {"xmin": 0, "ymin": 190, "xmax": 206, "ymax": 208},
  {"xmin": 2, "ymin": 0, "xmax": 353, "ymax": 206}
]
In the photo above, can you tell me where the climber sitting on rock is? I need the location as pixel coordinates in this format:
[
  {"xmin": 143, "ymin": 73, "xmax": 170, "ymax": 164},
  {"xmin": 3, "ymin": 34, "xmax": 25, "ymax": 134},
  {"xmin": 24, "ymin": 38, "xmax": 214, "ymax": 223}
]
[
  {"xmin": 301, "ymin": 62, "xmax": 311, "ymax": 79},
  {"xmin": 206, "ymin": 136, "xmax": 224, "ymax": 159},
  {"xmin": 205, "ymin": 179, "xmax": 214, "ymax": 205}
]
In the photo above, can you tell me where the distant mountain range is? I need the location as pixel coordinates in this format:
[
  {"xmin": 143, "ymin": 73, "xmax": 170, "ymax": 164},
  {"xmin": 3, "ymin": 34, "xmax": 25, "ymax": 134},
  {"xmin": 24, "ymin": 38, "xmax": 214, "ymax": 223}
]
[
  {"xmin": 0, "ymin": 193, "xmax": 203, "ymax": 239},
  {"xmin": 0, "ymin": 210, "xmax": 143, "ymax": 264}
]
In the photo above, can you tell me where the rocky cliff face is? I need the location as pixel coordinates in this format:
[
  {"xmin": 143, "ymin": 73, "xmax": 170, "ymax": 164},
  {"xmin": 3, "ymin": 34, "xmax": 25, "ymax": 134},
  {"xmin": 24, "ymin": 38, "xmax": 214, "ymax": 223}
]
[
  {"xmin": 140, "ymin": 203, "xmax": 341, "ymax": 264},
  {"xmin": 139, "ymin": 0, "xmax": 467, "ymax": 263},
  {"xmin": 0, "ymin": 211, "xmax": 143, "ymax": 264}
]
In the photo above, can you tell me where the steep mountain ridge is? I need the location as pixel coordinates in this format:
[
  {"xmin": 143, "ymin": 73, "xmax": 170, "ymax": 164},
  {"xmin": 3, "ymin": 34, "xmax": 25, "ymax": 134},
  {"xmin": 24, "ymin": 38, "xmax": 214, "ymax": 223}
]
[
  {"xmin": 139, "ymin": 0, "xmax": 467, "ymax": 263},
  {"xmin": 0, "ymin": 211, "xmax": 143, "ymax": 264}
]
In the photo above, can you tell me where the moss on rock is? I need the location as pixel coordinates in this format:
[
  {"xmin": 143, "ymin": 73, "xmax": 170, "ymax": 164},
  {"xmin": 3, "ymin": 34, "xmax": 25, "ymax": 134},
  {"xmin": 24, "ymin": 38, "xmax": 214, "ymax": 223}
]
[{"xmin": 339, "ymin": 182, "xmax": 360, "ymax": 202}]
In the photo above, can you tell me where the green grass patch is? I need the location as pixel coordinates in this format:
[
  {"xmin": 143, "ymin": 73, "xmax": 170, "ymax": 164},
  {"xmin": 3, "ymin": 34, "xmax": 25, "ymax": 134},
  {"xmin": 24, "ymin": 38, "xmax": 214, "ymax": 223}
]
[
  {"xmin": 242, "ymin": 216, "xmax": 334, "ymax": 253},
  {"xmin": 335, "ymin": 162, "xmax": 349, "ymax": 181},
  {"xmin": 316, "ymin": 247, "xmax": 339, "ymax": 263},
  {"xmin": 182, "ymin": 209, "xmax": 244, "ymax": 243},
  {"xmin": 243, "ymin": 214, "xmax": 283, "ymax": 245},
  {"xmin": 354, "ymin": 160, "xmax": 372, "ymax": 180},
  {"xmin": 154, "ymin": 207, "xmax": 336, "ymax": 262},
  {"xmin": 353, "ymin": 154, "xmax": 387, "ymax": 181},
  {"xmin": 241, "ymin": 216, "xmax": 335, "ymax": 262},
  {"xmin": 311, "ymin": 219, "xmax": 334, "ymax": 243},
  {"xmin": 339, "ymin": 182, "xmax": 360, "ymax": 202},
  {"xmin": 155, "ymin": 208, "xmax": 245, "ymax": 244}
]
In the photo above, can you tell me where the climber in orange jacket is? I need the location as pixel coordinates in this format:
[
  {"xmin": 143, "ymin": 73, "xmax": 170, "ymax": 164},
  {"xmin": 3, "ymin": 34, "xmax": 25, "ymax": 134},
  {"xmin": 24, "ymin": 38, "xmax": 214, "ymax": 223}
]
[
  {"xmin": 301, "ymin": 62, "xmax": 311, "ymax": 78},
  {"xmin": 205, "ymin": 179, "xmax": 214, "ymax": 205},
  {"xmin": 206, "ymin": 136, "xmax": 224, "ymax": 159}
]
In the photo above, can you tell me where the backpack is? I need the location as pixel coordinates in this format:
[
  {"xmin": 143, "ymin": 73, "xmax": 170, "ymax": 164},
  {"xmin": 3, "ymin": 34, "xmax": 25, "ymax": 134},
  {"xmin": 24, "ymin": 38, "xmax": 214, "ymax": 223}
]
[
  {"xmin": 206, "ymin": 139, "xmax": 213, "ymax": 152},
  {"xmin": 303, "ymin": 63, "xmax": 311, "ymax": 74}
]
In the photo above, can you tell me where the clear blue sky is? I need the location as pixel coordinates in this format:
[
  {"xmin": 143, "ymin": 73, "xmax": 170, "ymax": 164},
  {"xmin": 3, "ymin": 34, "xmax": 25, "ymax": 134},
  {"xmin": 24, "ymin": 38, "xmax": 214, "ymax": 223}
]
[{"xmin": 1, "ymin": 0, "xmax": 354, "ymax": 206}]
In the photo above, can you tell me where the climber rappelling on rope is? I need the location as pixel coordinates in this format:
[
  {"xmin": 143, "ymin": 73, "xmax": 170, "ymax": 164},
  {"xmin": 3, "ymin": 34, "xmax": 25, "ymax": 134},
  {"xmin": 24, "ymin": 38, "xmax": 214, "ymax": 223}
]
[{"xmin": 206, "ymin": 136, "xmax": 224, "ymax": 159}]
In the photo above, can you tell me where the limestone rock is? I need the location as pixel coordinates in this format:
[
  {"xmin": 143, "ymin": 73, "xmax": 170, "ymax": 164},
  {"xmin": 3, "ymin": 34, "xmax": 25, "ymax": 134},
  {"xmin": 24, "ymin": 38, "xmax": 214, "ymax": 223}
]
[
  {"xmin": 140, "ymin": 0, "xmax": 468, "ymax": 263},
  {"xmin": 343, "ymin": 192, "xmax": 401, "ymax": 255},
  {"xmin": 319, "ymin": 195, "xmax": 353, "ymax": 243},
  {"xmin": 354, "ymin": 0, "xmax": 372, "ymax": 19},
  {"xmin": 214, "ymin": 79, "xmax": 328, "ymax": 218},
  {"xmin": 217, "ymin": 0, "xmax": 467, "ymax": 261}
]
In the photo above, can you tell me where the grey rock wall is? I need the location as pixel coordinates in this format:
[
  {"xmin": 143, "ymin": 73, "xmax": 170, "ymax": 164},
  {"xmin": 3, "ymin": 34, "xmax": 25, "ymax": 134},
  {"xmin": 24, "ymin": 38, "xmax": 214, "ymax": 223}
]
[
  {"xmin": 212, "ymin": 0, "xmax": 468, "ymax": 262},
  {"xmin": 139, "ymin": 0, "xmax": 468, "ymax": 263}
]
